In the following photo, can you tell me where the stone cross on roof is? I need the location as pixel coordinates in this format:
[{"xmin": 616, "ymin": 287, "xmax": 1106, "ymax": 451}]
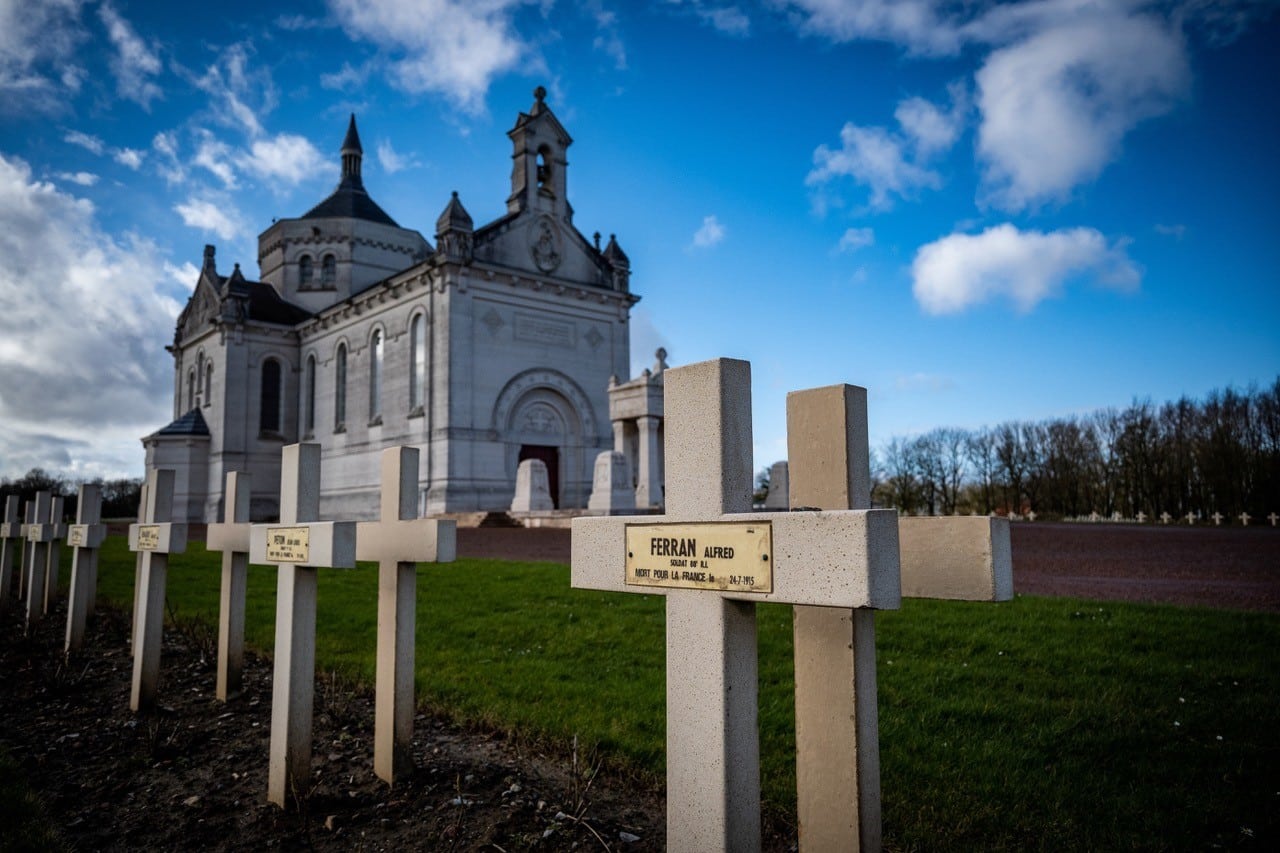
[
  {"xmin": 250, "ymin": 443, "xmax": 356, "ymax": 809},
  {"xmin": 128, "ymin": 469, "xmax": 189, "ymax": 711},
  {"xmin": 64, "ymin": 484, "xmax": 107, "ymax": 653},
  {"xmin": 356, "ymin": 447, "xmax": 457, "ymax": 785},
  {"xmin": 0, "ymin": 496, "xmax": 21, "ymax": 611},
  {"xmin": 573, "ymin": 359, "xmax": 901, "ymax": 851},
  {"xmin": 207, "ymin": 471, "xmax": 252, "ymax": 701}
]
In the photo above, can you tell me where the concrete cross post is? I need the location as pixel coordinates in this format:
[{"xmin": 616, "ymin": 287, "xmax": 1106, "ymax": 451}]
[
  {"xmin": 356, "ymin": 447, "xmax": 457, "ymax": 785},
  {"xmin": 1239, "ymin": 512, "xmax": 1251, "ymax": 526},
  {"xmin": 249, "ymin": 443, "xmax": 356, "ymax": 809},
  {"xmin": 1211, "ymin": 512, "xmax": 1223, "ymax": 526},
  {"xmin": 573, "ymin": 359, "xmax": 901, "ymax": 852},
  {"xmin": 18, "ymin": 499, "xmax": 35, "ymax": 600},
  {"xmin": 0, "ymin": 496, "xmax": 21, "ymax": 609},
  {"xmin": 1136, "ymin": 511, "xmax": 1147, "ymax": 524},
  {"xmin": 1160, "ymin": 512, "xmax": 1171, "ymax": 524},
  {"xmin": 207, "ymin": 472, "xmax": 252, "ymax": 701},
  {"xmin": 1269, "ymin": 512, "xmax": 1278, "ymax": 527},
  {"xmin": 129, "ymin": 481, "xmax": 150, "ymax": 643},
  {"xmin": 786, "ymin": 385, "xmax": 1013, "ymax": 853},
  {"xmin": 43, "ymin": 496, "xmax": 68, "ymax": 615},
  {"xmin": 128, "ymin": 469, "xmax": 189, "ymax": 711},
  {"xmin": 64, "ymin": 484, "xmax": 107, "ymax": 653},
  {"xmin": 1186, "ymin": 512, "xmax": 1196, "ymax": 525},
  {"xmin": 23, "ymin": 491, "xmax": 54, "ymax": 631}
]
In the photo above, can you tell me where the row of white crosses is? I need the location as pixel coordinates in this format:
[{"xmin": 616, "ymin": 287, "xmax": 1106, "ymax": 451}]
[
  {"xmin": 127, "ymin": 445, "xmax": 454, "ymax": 809},
  {"xmin": 573, "ymin": 359, "xmax": 1012, "ymax": 851}
]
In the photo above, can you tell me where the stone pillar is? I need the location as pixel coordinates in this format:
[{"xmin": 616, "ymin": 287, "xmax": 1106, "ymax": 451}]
[{"xmin": 636, "ymin": 414, "xmax": 662, "ymax": 509}]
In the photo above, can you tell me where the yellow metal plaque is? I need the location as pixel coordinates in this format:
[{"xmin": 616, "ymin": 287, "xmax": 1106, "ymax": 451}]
[
  {"xmin": 68, "ymin": 526, "xmax": 86, "ymax": 547},
  {"xmin": 625, "ymin": 522, "xmax": 773, "ymax": 593},
  {"xmin": 136, "ymin": 525, "xmax": 161, "ymax": 551},
  {"xmin": 266, "ymin": 526, "xmax": 311, "ymax": 563}
]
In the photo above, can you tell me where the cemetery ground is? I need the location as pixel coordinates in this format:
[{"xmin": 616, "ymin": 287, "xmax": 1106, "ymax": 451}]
[{"xmin": 1, "ymin": 524, "xmax": 1278, "ymax": 851}]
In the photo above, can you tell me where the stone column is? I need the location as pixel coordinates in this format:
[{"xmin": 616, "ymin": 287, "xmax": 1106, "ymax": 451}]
[{"xmin": 635, "ymin": 414, "xmax": 662, "ymax": 509}]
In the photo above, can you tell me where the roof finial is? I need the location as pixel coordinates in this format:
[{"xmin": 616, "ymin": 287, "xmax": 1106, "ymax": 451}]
[
  {"xmin": 340, "ymin": 114, "xmax": 364, "ymax": 189},
  {"xmin": 534, "ymin": 85, "xmax": 546, "ymax": 104}
]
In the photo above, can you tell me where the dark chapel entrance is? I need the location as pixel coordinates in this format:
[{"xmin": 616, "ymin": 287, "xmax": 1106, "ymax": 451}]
[{"xmin": 518, "ymin": 444, "xmax": 560, "ymax": 508}]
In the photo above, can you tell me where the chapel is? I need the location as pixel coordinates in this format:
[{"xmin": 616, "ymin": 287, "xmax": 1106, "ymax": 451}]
[{"xmin": 145, "ymin": 88, "xmax": 643, "ymax": 522}]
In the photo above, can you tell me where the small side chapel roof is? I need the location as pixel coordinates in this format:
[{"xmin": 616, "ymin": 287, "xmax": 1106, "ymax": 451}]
[
  {"xmin": 155, "ymin": 407, "xmax": 210, "ymax": 437},
  {"xmin": 301, "ymin": 115, "xmax": 400, "ymax": 227},
  {"xmin": 221, "ymin": 263, "xmax": 312, "ymax": 325}
]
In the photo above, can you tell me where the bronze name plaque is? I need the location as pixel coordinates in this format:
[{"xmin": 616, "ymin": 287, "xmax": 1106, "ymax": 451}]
[
  {"xmin": 266, "ymin": 526, "xmax": 311, "ymax": 563},
  {"xmin": 625, "ymin": 522, "xmax": 773, "ymax": 593},
  {"xmin": 136, "ymin": 525, "xmax": 161, "ymax": 551}
]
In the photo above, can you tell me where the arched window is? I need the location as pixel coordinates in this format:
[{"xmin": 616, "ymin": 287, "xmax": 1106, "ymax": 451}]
[
  {"xmin": 536, "ymin": 146, "xmax": 552, "ymax": 193},
  {"xmin": 204, "ymin": 363, "xmax": 214, "ymax": 407},
  {"xmin": 303, "ymin": 355, "xmax": 316, "ymax": 435},
  {"xmin": 260, "ymin": 358, "xmax": 281, "ymax": 433},
  {"xmin": 299, "ymin": 255, "xmax": 313, "ymax": 288},
  {"xmin": 368, "ymin": 329, "xmax": 383, "ymax": 421},
  {"xmin": 335, "ymin": 344, "xmax": 347, "ymax": 430},
  {"xmin": 409, "ymin": 314, "xmax": 426, "ymax": 411},
  {"xmin": 321, "ymin": 253, "xmax": 336, "ymax": 286},
  {"xmin": 186, "ymin": 369, "xmax": 196, "ymax": 411}
]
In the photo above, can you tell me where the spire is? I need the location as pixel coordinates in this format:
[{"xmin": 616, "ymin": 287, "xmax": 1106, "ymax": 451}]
[
  {"xmin": 340, "ymin": 113, "xmax": 363, "ymax": 189},
  {"xmin": 436, "ymin": 191, "xmax": 474, "ymax": 235}
]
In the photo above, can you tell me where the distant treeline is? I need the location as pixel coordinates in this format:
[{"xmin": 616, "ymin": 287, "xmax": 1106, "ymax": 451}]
[
  {"xmin": 872, "ymin": 378, "xmax": 1280, "ymax": 519},
  {"xmin": 0, "ymin": 469, "xmax": 143, "ymax": 520}
]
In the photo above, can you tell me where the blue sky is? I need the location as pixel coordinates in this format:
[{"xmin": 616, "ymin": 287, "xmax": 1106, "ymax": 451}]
[{"xmin": 0, "ymin": 0, "xmax": 1276, "ymax": 481}]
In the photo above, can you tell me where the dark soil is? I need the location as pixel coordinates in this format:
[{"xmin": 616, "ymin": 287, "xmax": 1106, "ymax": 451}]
[{"xmin": 1, "ymin": 522, "xmax": 1276, "ymax": 852}]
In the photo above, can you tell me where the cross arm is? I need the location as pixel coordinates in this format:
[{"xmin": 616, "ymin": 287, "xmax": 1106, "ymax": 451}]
[
  {"xmin": 572, "ymin": 509, "xmax": 902, "ymax": 610},
  {"xmin": 898, "ymin": 516, "xmax": 1013, "ymax": 601},
  {"xmin": 68, "ymin": 523, "xmax": 108, "ymax": 549},
  {"xmin": 208, "ymin": 522, "xmax": 252, "ymax": 554},
  {"xmin": 355, "ymin": 518, "xmax": 457, "ymax": 564},
  {"xmin": 128, "ymin": 522, "xmax": 189, "ymax": 554},
  {"xmin": 249, "ymin": 522, "xmax": 356, "ymax": 568}
]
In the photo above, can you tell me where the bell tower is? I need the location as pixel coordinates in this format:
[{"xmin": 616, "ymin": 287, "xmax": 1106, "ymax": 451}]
[{"xmin": 507, "ymin": 86, "xmax": 573, "ymax": 221}]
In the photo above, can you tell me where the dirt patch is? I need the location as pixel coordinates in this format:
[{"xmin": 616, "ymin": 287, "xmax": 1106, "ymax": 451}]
[{"xmin": 0, "ymin": 603, "xmax": 676, "ymax": 852}]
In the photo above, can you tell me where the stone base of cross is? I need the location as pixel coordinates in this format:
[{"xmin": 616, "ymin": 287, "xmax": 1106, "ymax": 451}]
[
  {"xmin": 249, "ymin": 443, "xmax": 356, "ymax": 809},
  {"xmin": 65, "ymin": 484, "xmax": 108, "ymax": 654},
  {"xmin": 356, "ymin": 446, "xmax": 456, "ymax": 786},
  {"xmin": 207, "ymin": 471, "xmax": 252, "ymax": 701},
  {"xmin": 128, "ymin": 469, "xmax": 189, "ymax": 711}
]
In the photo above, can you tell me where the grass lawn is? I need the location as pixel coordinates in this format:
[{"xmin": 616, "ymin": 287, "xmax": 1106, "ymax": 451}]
[{"xmin": 88, "ymin": 536, "xmax": 1278, "ymax": 850}]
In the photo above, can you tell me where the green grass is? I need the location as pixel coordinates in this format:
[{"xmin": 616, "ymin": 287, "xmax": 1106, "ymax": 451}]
[
  {"xmin": 0, "ymin": 749, "xmax": 69, "ymax": 852},
  {"xmin": 89, "ymin": 536, "xmax": 1279, "ymax": 849}
]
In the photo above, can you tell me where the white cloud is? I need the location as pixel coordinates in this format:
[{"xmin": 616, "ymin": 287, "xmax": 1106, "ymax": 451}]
[
  {"xmin": 837, "ymin": 227, "xmax": 874, "ymax": 253},
  {"xmin": 328, "ymin": 0, "xmax": 530, "ymax": 113},
  {"xmin": 807, "ymin": 122, "xmax": 942, "ymax": 211},
  {"xmin": 0, "ymin": 0, "xmax": 85, "ymax": 111},
  {"xmin": 376, "ymin": 139, "xmax": 419, "ymax": 174},
  {"xmin": 164, "ymin": 260, "xmax": 201, "ymax": 292},
  {"xmin": 320, "ymin": 61, "xmax": 369, "ymax": 92},
  {"xmin": 193, "ymin": 131, "xmax": 238, "ymax": 188},
  {"xmin": 114, "ymin": 147, "xmax": 144, "ymax": 170},
  {"xmin": 64, "ymin": 130, "xmax": 105, "ymax": 155},
  {"xmin": 691, "ymin": 214, "xmax": 727, "ymax": 249},
  {"xmin": 0, "ymin": 152, "xmax": 180, "ymax": 479},
  {"xmin": 99, "ymin": 2, "xmax": 163, "ymax": 109},
  {"xmin": 54, "ymin": 171, "xmax": 98, "ymax": 186},
  {"xmin": 699, "ymin": 6, "xmax": 750, "ymax": 37},
  {"xmin": 975, "ymin": 12, "xmax": 1189, "ymax": 211},
  {"xmin": 191, "ymin": 42, "xmax": 275, "ymax": 137},
  {"xmin": 911, "ymin": 223, "xmax": 1141, "ymax": 315},
  {"xmin": 776, "ymin": 0, "xmax": 961, "ymax": 55},
  {"xmin": 152, "ymin": 131, "xmax": 186, "ymax": 184},
  {"xmin": 895, "ymin": 81, "xmax": 966, "ymax": 157},
  {"xmin": 588, "ymin": 2, "xmax": 627, "ymax": 70},
  {"xmin": 241, "ymin": 133, "xmax": 329, "ymax": 185},
  {"xmin": 174, "ymin": 197, "xmax": 246, "ymax": 240}
]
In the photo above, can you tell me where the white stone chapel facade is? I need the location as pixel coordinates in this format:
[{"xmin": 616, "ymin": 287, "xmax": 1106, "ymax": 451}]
[{"xmin": 145, "ymin": 89, "xmax": 640, "ymax": 522}]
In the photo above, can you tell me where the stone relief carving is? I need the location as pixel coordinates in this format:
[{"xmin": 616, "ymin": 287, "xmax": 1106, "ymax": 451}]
[{"xmin": 530, "ymin": 216, "xmax": 562, "ymax": 273}]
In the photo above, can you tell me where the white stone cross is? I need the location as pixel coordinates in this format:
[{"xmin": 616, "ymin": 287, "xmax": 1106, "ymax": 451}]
[
  {"xmin": 1239, "ymin": 512, "xmax": 1251, "ymax": 526},
  {"xmin": 1160, "ymin": 511, "xmax": 1172, "ymax": 524},
  {"xmin": 1111, "ymin": 510, "xmax": 1122, "ymax": 523},
  {"xmin": 1186, "ymin": 511, "xmax": 1197, "ymax": 525},
  {"xmin": 129, "ymin": 481, "xmax": 149, "ymax": 645},
  {"xmin": 42, "ymin": 496, "xmax": 68, "ymax": 615},
  {"xmin": 207, "ymin": 471, "xmax": 252, "ymax": 701},
  {"xmin": 64, "ymin": 484, "xmax": 107, "ymax": 653},
  {"xmin": 356, "ymin": 447, "xmax": 457, "ymax": 785},
  {"xmin": 128, "ymin": 469, "xmax": 189, "ymax": 711},
  {"xmin": 1026, "ymin": 510, "xmax": 1037, "ymax": 522},
  {"xmin": 1211, "ymin": 511, "xmax": 1223, "ymax": 526},
  {"xmin": 0, "ymin": 496, "xmax": 21, "ymax": 610},
  {"xmin": 572, "ymin": 359, "xmax": 901, "ymax": 852},
  {"xmin": 17, "ymin": 499, "xmax": 35, "ymax": 600},
  {"xmin": 1089, "ymin": 511, "xmax": 1101, "ymax": 523},
  {"xmin": 23, "ymin": 491, "xmax": 54, "ymax": 631},
  {"xmin": 1269, "ymin": 512, "xmax": 1278, "ymax": 527},
  {"xmin": 786, "ymin": 384, "xmax": 1012, "ymax": 852},
  {"xmin": 249, "ymin": 443, "xmax": 356, "ymax": 808},
  {"xmin": 1136, "ymin": 511, "xmax": 1147, "ymax": 524}
]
